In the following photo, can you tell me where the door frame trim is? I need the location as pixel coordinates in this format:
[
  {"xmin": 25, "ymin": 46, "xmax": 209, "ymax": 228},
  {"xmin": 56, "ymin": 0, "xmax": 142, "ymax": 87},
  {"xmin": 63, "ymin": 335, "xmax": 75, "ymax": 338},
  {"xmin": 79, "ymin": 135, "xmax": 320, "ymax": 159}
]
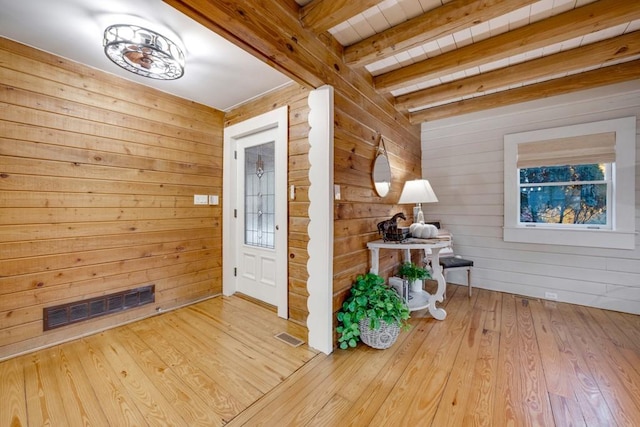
[{"xmin": 223, "ymin": 106, "xmax": 289, "ymax": 318}]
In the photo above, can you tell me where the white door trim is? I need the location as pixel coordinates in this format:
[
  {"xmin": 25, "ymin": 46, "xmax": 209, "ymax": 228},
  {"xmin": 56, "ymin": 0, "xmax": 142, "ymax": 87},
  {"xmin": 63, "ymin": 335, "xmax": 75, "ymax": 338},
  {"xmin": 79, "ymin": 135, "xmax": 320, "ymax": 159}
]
[{"xmin": 223, "ymin": 106, "xmax": 288, "ymax": 318}]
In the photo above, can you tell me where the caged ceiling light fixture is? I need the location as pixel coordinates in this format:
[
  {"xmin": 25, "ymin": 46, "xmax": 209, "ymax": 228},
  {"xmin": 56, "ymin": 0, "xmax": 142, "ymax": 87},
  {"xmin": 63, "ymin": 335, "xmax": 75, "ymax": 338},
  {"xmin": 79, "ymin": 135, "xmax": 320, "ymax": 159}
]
[{"xmin": 103, "ymin": 24, "xmax": 185, "ymax": 80}]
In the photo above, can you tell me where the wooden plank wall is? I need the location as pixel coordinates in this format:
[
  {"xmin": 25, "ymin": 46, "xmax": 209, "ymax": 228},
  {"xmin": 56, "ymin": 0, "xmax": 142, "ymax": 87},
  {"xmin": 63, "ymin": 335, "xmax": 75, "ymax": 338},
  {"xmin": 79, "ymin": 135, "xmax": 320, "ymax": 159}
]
[
  {"xmin": 225, "ymin": 83, "xmax": 312, "ymax": 326},
  {"xmin": 332, "ymin": 93, "xmax": 422, "ymax": 306},
  {"xmin": 226, "ymin": 84, "xmax": 423, "ymax": 329},
  {"xmin": 421, "ymin": 80, "xmax": 640, "ymax": 315},
  {"xmin": 0, "ymin": 38, "xmax": 223, "ymax": 360}
]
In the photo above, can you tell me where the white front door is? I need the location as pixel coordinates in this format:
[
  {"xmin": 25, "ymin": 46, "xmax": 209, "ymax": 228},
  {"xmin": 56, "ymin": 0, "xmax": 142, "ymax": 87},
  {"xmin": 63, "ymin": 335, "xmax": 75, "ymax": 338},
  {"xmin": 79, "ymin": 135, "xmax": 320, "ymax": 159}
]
[
  {"xmin": 236, "ymin": 130, "xmax": 278, "ymax": 304},
  {"xmin": 223, "ymin": 107, "xmax": 288, "ymax": 318}
]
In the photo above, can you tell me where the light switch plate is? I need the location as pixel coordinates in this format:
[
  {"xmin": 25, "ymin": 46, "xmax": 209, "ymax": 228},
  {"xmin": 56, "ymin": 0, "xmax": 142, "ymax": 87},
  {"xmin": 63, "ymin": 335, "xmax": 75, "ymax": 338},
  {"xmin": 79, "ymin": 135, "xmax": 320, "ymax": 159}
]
[
  {"xmin": 209, "ymin": 195, "xmax": 219, "ymax": 205},
  {"xmin": 194, "ymin": 194, "xmax": 208, "ymax": 205}
]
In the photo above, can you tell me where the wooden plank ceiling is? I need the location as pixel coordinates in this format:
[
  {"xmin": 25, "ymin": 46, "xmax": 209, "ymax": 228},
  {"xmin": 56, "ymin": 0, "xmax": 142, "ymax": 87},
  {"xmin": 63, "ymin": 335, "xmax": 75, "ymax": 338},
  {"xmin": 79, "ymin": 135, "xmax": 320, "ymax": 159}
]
[{"xmin": 296, "ymin": 0, "xmax": 640, "ymax": 123}]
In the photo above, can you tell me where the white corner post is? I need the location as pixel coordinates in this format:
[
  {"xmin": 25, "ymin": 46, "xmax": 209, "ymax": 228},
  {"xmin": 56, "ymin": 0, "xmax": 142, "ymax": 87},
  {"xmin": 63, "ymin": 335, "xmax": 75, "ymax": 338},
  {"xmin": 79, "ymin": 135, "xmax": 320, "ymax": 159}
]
[{"xmin": 306, "ymin": 85, "xmax": 334, "ymax": 354}]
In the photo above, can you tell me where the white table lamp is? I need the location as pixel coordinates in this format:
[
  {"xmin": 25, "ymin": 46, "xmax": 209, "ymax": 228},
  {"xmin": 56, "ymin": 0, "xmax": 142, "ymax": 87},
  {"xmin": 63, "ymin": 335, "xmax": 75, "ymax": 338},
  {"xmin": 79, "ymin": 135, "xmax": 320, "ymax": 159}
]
[{"xmin": 398, "ymin": 179, "xmax": 438, "ymax": 223}]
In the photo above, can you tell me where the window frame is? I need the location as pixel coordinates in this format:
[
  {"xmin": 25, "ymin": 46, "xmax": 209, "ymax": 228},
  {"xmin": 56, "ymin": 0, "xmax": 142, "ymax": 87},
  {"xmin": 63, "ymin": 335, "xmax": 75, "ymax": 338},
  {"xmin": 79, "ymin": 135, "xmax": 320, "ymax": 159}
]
[{"xmin": 504, "ymin": 117, "xmax": 636, "ymax": 250}]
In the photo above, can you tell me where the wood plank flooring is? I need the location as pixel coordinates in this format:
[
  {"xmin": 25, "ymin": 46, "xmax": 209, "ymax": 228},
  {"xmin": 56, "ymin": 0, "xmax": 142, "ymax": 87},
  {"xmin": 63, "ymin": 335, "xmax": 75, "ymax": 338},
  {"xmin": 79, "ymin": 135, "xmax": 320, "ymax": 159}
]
[
  {"xmin": 2, "ymin": 286, "xmax": 640, "ymax": 426},
  {"xmin": 0, "ymin": 296, "xmax": 317, "ymax": 426}
]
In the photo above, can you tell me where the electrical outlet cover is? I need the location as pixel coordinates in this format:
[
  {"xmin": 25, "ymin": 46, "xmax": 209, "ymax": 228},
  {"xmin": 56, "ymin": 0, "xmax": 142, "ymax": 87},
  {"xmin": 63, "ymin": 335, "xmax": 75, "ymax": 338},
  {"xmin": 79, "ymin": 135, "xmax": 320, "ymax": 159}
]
[{"xmin": 194, "ymin": 194, "xmax": 208, "ymax": 205}]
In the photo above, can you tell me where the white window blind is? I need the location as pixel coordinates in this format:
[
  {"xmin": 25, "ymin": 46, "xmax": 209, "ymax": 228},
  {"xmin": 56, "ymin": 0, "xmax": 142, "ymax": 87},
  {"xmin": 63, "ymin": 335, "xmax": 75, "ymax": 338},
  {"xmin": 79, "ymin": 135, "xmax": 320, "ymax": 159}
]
[{"xmin": 517, "ymin": 132, "xmax": 616, "ymax": 168}]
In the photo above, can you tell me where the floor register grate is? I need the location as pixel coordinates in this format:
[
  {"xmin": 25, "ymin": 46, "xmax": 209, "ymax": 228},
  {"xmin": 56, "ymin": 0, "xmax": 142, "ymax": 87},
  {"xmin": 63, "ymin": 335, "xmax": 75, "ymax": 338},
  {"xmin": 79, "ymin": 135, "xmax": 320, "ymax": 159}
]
[
  {"xmin": 274, "ymin": 332, "xmax": 305, "ymax": 347},
  {"xmin": 43, "ymin": 285, "xmax": 155, "ymax": 331}
]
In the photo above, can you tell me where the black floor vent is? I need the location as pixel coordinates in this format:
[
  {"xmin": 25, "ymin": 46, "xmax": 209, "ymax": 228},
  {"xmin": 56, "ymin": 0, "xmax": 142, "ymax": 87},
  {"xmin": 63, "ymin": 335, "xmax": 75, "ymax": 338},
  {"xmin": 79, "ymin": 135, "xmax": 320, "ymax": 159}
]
[{"xmin": 44, "ymin": 285, "xmax": 155, "ymax": 331}]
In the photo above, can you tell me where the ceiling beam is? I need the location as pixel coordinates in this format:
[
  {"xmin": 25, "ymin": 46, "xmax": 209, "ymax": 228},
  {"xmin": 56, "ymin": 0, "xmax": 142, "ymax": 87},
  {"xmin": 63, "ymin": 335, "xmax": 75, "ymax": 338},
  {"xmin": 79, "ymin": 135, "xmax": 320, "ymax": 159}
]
[
  {"xmin": 375, "ymin": 0, "xmax": 640, "ymax": 92},
  {"xmin": 344, "ymin": 0, "xmax": 537, "ymax": 68},
  {"xmin": 163, "ymin": 0, "xmax": 417, "ymax": 141},
  {"xmin": 163, "ymin": 1, "xmax": 322, "ymax": 88},
  {"xmin": 396, "ymin": 31, "xmax": 640, "ymax": 111},
  {"xmin": 299, "ymin": 0, "xmax": 381, "ymax": 33},
  {"xmin": 409, "ymin": 60, "xmax": 640, "ymax": 123}
]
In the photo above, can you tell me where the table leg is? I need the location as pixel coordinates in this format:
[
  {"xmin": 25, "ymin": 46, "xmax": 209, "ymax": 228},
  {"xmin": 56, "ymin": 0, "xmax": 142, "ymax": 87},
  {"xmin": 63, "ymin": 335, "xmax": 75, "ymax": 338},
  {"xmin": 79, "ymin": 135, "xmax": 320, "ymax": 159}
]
[
  {"xmin": 428, "ymin": 247, "xmax": 447, "ymax": 320},
  {"xmin": 369, "ymin": 247, "xmax": 380, "ymax": 274}
]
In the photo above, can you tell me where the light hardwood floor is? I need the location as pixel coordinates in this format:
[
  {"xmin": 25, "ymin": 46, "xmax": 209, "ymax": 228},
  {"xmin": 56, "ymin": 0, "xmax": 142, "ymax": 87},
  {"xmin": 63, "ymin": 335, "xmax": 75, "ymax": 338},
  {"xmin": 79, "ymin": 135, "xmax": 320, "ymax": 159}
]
[{"xmin": 2, "ymin": 285, "xmax": 640, "ymax": 426}]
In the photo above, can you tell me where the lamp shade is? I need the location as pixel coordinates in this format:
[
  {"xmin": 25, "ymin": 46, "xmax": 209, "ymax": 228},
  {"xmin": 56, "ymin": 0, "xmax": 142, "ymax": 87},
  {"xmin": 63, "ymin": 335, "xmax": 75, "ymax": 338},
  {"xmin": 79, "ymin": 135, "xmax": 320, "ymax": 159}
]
[{"xmin": 398, "ymin": 179, "xmax": 438, "ymax": 204}]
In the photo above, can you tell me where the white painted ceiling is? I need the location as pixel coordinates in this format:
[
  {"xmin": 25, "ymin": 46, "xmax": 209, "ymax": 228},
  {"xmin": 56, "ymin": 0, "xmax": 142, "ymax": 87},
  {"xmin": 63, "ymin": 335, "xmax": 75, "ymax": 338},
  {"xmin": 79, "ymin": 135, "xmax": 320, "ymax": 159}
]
[{"xmin": 0, "ymin": 0, "xmax": 293, "ymax": 112}]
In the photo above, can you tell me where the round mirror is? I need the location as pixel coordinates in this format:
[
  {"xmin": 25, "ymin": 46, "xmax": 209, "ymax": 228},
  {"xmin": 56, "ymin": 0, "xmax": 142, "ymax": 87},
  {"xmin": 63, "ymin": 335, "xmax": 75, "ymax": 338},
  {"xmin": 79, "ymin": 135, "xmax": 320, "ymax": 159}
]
[{"xmin": 373, "ymin": 153, "xmax": 392, "ymax": 197}]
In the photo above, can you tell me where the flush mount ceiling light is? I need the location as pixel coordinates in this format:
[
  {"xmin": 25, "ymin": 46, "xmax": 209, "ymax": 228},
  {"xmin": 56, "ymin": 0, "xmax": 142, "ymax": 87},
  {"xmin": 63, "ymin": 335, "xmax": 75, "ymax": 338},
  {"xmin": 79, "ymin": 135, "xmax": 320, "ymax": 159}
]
[{"xmin": 103, "ymin": 24, "xmax": 185, "ymax": 80}]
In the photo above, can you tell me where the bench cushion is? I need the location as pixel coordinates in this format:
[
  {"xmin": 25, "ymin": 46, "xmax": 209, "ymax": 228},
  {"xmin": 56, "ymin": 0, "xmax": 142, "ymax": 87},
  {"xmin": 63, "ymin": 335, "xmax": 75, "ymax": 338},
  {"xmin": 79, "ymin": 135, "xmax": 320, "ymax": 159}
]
[{"xmin": 439, "ymin": 257, "xmax": 474, "ymax": 269}]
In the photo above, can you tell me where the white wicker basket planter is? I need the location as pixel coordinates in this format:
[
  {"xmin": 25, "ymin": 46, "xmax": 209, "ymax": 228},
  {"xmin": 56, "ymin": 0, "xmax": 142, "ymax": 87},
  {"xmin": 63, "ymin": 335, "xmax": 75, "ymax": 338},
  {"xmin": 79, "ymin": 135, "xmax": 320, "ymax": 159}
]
[{"xmin": 358, "ymin": 318, "xmax": 400, "ymax": 349}]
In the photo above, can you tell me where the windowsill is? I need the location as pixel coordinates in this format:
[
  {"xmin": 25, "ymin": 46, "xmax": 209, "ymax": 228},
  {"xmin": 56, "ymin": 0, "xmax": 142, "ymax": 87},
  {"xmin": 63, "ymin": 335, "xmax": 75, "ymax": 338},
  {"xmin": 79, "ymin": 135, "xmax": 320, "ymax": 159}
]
[{"xmin": 503, "ymin": 226, "xmax": 636, "ymax": 250}]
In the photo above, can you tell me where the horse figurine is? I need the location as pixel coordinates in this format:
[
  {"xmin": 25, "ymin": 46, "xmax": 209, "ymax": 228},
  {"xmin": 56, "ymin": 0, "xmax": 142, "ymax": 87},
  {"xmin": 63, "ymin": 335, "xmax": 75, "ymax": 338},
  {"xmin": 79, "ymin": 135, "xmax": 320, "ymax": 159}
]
[{"xmin": 377, "ymin": 212, "xmax": 407, "ymax": 241}]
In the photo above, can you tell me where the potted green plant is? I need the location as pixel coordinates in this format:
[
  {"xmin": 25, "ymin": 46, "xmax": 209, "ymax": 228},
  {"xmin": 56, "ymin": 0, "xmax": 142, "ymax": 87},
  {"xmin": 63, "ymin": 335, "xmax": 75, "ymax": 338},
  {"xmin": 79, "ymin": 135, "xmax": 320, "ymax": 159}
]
[
  {"xmin": 398, "ymin": 261, "xmax": 431, "ymax": 292},
  {"xmin": 336, "ymin": 273, "xmax": 410, "ymax": 350}
]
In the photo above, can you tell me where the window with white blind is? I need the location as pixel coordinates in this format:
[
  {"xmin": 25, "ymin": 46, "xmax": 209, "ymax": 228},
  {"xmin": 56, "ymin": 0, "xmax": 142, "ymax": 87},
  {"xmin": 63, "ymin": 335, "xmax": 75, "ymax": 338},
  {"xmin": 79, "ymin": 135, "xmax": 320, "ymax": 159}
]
[
  {"xmin": 518, "ymin": 132, "xmax": 614, "ymax": 229},
  {"xmin": 504, "ymin": 117, "xmax": 636, "ymax": 249}
]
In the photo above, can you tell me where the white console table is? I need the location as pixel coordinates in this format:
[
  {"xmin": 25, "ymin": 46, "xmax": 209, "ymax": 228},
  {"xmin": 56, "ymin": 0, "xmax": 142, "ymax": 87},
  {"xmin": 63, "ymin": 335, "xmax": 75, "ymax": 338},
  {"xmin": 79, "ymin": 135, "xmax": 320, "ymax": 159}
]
[{"xmin": 366, "ymin": 238, "xmax": 451, "ymax": 320}]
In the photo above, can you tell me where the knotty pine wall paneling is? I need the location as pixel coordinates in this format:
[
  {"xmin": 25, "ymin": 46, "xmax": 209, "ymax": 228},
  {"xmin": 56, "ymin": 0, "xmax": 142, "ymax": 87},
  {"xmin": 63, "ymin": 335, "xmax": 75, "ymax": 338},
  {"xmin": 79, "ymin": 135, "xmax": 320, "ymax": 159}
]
[
  {"xmin": 0, "ymin": 38, "xmax": 223, "ymax": 360},
  {"xmin": 332, "ymin": 92, "xmax": 422, "ymax": 311}
]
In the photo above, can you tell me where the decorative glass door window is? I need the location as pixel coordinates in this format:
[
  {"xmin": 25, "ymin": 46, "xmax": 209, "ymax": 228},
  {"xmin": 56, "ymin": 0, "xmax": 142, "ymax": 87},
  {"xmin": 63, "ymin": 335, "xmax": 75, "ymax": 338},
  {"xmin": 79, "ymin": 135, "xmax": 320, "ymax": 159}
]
[{"xmin": 244, "ymin": 142, "xmax": 275, "ymax": 249}]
